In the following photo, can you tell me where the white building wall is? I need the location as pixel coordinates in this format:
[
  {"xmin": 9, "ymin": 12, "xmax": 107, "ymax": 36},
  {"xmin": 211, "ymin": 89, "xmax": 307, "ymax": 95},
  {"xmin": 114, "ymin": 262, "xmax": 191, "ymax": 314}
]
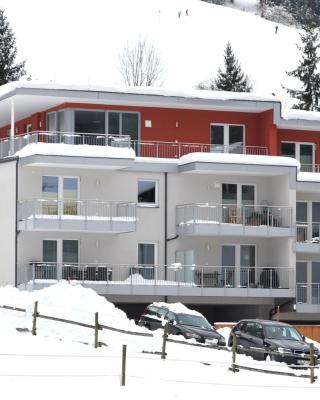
[{"xmin": 0, "ymin": 160, "xmax": 16, "ymax": 286}]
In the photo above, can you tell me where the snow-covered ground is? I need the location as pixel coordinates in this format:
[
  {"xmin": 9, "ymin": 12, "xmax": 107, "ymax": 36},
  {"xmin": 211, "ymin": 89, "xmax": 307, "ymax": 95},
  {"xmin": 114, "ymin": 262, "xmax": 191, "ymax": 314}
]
[
  {"xmin": 0, "ymin": 282, "xmax": 319, "ymax": 399},
  {"xmin": 0, "ymin": 0, "xmax": 300, "ymax": 106}
]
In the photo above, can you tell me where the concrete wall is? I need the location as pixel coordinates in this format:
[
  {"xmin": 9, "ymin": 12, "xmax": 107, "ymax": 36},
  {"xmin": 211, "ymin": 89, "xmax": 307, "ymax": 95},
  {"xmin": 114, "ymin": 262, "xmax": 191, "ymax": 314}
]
[{"xmin": 0, "ymin": 160, "xmax": 16, "ymax": 286}]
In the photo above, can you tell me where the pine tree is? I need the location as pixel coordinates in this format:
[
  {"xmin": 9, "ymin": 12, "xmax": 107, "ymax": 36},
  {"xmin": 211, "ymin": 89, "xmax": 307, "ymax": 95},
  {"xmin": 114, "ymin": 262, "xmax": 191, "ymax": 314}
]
[
  {"xmin": 213, "ymin": 42, "xmax": 252, "ymax": 92},
  {"xmin": 0, "ymin": 9, "xmax": 27, "ymax": 85},
  {"xmin": 286, "ymin": 17, "xmax": 320, "ymax": 111}
]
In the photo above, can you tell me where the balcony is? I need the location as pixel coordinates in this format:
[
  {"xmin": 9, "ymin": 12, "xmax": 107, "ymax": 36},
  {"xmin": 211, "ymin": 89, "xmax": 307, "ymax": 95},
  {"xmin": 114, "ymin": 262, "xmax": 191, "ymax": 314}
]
[
  {"xmin": 0, "ymin": 131, "xmax": 268, "ymax": 160},
  {"xmin": 0, "ymin": 131, "xmax": 132, "ymax": 158},
  {"xmin": 296, "ymin": 283, "xmax": 320, "ymax": 313},
  {"xmin": 18, "ymin": 199, "xmax": 137, "ymax": 233},
  {"xmin": 17, "ymin": 263, "xmax": 295, "ymax": 298},
  {"xmin": 176, "ymin": 204, "xmax": 293, "ymax": 237},
  {"xmin": 296, "ymin": 223, "xmax": 320, "ymax": 253}
]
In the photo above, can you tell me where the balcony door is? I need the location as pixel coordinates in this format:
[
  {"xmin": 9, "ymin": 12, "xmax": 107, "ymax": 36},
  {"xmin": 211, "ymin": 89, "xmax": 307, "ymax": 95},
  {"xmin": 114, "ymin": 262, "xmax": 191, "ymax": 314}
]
[
  {"xmin": 43, "ymin": 239, "xmax": 79, "ymax": 279},
  {"xmin": 296, "ymin": 261, "xmax": 320, "ymax": 304},
  {"xmin": 42, "ymin": 176, "xmax": 79, "ymax": 216},
  {"xmin": 138, "ymin": 242, "xmax": 157, "ymax": 279},
  {"xmin": 210, "ymin": 124, "xmax": 244, "ymax": 153},
  {"xmin": 222, "ymin": 183, "xmax": 255, "ymax": 223},
  {"xmin": 222, "ymin": 244, "xmax": 256, "ymax": 287},
  {"xmin": 296, "ymin": 201, "xmax": 320, "ymax": 242},
  {"xmin": 281, "ymin": 142, "xmax": 314, "ymax": 172}
]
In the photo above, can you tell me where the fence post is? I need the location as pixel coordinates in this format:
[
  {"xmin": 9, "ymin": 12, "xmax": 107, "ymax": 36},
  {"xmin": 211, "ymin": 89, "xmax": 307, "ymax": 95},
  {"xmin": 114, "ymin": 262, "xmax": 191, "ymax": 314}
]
[
  {"xmin": 32, "ymin": 301, "xmax": 38, "ymax": 336},
  {"xmin": 121, "ymin": 344, "xmax": 127, "ymax": 386},
  {"xmin": 310, "ymin": 343, "xmax": 315, "ymax": 384},
  {"xmin": 161, "ymin": 323, "xmax": 169, "ymax": 360},
  {"xmin": 94, "ymin": 312, "xmax": 99, "ymax": 348},
  {"xmin": 231, "ymin": 335, "xmax": 237, "ymax": 373}
]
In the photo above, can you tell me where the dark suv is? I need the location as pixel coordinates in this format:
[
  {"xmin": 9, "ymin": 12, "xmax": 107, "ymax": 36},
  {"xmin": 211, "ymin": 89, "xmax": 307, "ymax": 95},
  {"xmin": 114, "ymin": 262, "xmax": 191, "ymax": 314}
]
[
  {"xmin": 228, "ymin": 319, "xmax": 320, "ymax": 365},
  {"xmin": 138, "ymin": 303, "xmax": 226, "ymax": 346}
]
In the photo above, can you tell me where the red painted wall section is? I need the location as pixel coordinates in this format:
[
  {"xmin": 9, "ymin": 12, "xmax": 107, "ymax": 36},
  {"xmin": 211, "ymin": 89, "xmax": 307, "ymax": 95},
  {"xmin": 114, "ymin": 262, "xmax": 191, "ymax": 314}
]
[
  {"xmin": 0, "ymin": 112, "xmax": 45, "ymax": 138},
  {"xmin": 258, "ymin": 110, "xmax": 278, "ymax": 155},
  {"xmin": 278, "ymin": 128, "xmax": 320, "ymax": 163}
]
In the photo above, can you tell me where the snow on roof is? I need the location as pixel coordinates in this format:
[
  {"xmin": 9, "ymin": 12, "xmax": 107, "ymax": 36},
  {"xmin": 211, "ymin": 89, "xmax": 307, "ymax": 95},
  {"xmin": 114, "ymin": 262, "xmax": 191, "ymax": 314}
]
[
  {"xmin": 14, "ymin": 142, "xmax": 136, "ymax": 159},
  {"xmin": 298, "ymin": 172, "xmax": 320, "ymax": 182},
  {"xmin": 152, "ymin": 302, "xmax": 203, "ymax": 316},
  {"xmin": 282, "ymin": 108, "xmax": 320, "ymax": 123},
  {"xmin": 0, "ymin": 80, "xmax": 280, "ymax": 103},
  {"xmin": 178, "ymin": 152, "xmax": 301, "ymax": 168}
]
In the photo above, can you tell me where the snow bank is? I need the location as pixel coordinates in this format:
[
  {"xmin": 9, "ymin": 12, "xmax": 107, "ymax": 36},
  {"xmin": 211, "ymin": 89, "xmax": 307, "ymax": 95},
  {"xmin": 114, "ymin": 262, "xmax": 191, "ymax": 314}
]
[{"xmin": 15, "ymin": 142, "xmax": 136, "ymax": 159}]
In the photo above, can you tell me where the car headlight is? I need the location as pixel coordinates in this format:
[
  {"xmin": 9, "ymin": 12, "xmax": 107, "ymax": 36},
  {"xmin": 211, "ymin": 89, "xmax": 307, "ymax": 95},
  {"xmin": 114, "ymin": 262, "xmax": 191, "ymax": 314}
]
[
  {"xmin": 278, "ymin": 347, "xmax": 292, "ymax": 354},
  {"xmin": 185, "ymin": 332, "xmax": 201, "ymax": 340}
]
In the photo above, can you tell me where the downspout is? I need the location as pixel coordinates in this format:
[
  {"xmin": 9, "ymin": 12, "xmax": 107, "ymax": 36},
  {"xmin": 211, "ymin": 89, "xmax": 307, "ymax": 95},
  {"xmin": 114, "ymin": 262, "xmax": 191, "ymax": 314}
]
[
  {"xmin": 15, "ymin": 158, "xmax": 18, "ymax": 287},
  {"xmin": 10, "ymin": 98, "xmax": 15, "ymax": 155},
  {"xmin": 164, "ymin": 172, "xmax": 167, "ymax": 281}
]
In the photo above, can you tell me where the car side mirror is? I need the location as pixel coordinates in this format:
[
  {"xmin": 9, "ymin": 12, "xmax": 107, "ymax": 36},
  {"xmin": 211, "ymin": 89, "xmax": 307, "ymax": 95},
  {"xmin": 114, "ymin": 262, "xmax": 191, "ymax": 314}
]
[
  {"xmin": 234, "ymin": 330, "xmax": 241, "ymax": 337},
  {"xmin": 169, "ymin": 319, "xmax": 177, "ymax": 326},
  {"xmin": 302, "ymin": 335, "xmax": 306, "ymax": 342}
]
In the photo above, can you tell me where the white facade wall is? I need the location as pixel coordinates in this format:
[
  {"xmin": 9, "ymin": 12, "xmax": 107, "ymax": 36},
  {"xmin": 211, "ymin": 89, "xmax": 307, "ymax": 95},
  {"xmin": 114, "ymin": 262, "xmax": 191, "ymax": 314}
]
[{"xmin": 0, "ymin": 160, "xmax": 16, "ymax": 286}]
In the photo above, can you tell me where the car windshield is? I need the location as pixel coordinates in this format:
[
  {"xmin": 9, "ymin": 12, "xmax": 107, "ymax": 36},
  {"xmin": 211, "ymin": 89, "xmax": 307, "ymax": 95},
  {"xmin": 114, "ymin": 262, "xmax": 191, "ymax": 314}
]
[
  {"xmin": 264, "ymin": 325, "xmax": 303, "ymax": 341},
  {"xmin": 176, "ymin": 314, "xmax": 212, "ymax": 330}
]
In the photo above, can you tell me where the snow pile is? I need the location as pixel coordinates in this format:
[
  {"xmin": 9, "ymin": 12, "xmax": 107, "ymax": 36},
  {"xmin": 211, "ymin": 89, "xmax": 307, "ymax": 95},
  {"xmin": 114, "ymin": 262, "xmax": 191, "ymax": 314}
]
[
  {"xmin": 152, "ymin": 301, "xmax": 203, "ymax": 316},
  {"xmin": 15, "ymin": 142, "xmax": 136, "ymax": 159}
]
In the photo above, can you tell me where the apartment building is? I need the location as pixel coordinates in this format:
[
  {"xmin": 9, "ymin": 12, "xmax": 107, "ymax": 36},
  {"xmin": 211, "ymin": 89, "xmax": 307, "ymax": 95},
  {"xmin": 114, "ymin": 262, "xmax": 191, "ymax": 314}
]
[{"xmin": 0, "ymin": 82, "xmax": 319, "ymax": 322}]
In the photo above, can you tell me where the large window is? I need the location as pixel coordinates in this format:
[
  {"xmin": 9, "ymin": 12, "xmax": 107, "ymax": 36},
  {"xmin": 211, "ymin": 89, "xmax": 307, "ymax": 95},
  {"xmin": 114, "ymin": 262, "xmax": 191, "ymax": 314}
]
[
  {"xmin": 210, "ymin": 124, "xmax": 244, "ymax": 153},
  {"xmin": 296, "ymin": 261, "xmax": 320, "ymax": 304},
  {"xmin": 281, "ymin": 142, "xmax": 314, "ymax": 172},
  {"xmin": 296, "ymin": 201, "xmax": 320, "ymax": 242},
  {"xmin": 75, "ymin": 110, "xmax": 105, "ymax": 134},
  {"xmin": 42, "ymin": 176, "xmax": 79, "ymax": 215},
  {"xmin": 222, "ymin": 183, "xmax": 255, "ymax": 223},
  {"xmin": 138, "ymin": 180, "xmax": 158, "ymax": 206}
]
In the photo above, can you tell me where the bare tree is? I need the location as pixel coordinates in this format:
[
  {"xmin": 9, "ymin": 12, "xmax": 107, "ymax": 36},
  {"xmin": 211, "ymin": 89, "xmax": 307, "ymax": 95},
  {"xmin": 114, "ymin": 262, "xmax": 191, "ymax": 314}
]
[{"xmin": 118, "ymin": 37, "xmax": 163, "ymax": 86}]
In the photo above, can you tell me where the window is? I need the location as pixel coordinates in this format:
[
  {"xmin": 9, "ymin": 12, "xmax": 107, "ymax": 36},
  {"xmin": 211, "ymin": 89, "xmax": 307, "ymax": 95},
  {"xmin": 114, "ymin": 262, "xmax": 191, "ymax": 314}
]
[
  {"xmin": 74, "ymin": 110, "xmax": 105, "ymax": 134},
  {"xmin": 138, "ymin": 180, "xmax": 158, "ymax": 206},
  {"xmin": 108, "ymin": 112, "xmax": 139, "ymax": 141},
  {"xmin": 281, "ymin": 142, "xmax": 314, "ymax": 172},
  {"xmin": 222, "ymin": 244, "xmax": 256, "ymax": 287},
  {"xmin": 222, "ymin": 183, "xmax": 255, "ymax": 223},
  {"xmin": 210, "ymin": 124, "xmax": 244, "ymax": 153},
  {"xmin": 296, "ymin": 201, "xmax": 320, "ymax": 242}
]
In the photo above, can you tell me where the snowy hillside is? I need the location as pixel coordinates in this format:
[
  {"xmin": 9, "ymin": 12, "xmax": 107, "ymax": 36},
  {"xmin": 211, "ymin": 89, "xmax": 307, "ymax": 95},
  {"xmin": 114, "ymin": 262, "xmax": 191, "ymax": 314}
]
[
  {"xmin": 0, "ymin": 0, "xmax": 301, "ymax": 107},
  {"xmin": 0, "ymin": 282, "xmax": 319, "ymax": 399}
]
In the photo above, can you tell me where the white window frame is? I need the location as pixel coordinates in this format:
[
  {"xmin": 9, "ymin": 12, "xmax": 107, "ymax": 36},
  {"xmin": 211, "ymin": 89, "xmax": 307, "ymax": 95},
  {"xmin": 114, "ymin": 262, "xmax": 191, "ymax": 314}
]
[
  {"xmin": 222, "ymin": 183, "xmax": 257, "ymax": 207},
  {"xmin": 137, "ymin": 179, "xmax": 159, "ymax": 207},
  {"xmin": 42, "ymin": 238, "xmax": 80, "ymax": 265},
  {"xmin": 221, "ymin": 243, "xmax": 257, "ymax": 267},
  {"xmin": 296, "ymin": 201, "xmax": 320, "ymax": 241},
  {"xmin": 281, "ymin": 141, "xmax": 315, "ymax": 169},
  {"xmin": 137, "ymin": 241, "xmax": 158, "ymax": 266},
  {"xmin": 42, "ymin": 175, "xmax": 80, "ymax": 202},
  {"xmin": 210, "ymin": 123, "xmax": 245, "ymax": 148}
]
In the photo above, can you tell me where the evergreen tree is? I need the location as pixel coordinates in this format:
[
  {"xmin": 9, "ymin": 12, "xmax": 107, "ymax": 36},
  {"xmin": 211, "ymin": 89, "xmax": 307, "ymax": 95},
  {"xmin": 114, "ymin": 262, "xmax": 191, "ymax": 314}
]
[
  {"xmin": 0, "ymin": 9, "xmax": 27, "ymax": 85},
  {"xmin": 286, "ymin": 18, "xmax": 320, "ymax": 111},
  {"xmin": 213, "ymin": 42, "xmax": 252, "ymax": 92}
]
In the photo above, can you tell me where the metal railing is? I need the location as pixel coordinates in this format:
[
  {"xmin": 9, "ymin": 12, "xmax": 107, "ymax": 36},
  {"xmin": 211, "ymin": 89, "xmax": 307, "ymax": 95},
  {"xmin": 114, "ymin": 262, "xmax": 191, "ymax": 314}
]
[
  {"xmin": 0, "ymin": 131, "xmax": 132, "ymax": 158},
  {"xmin": 17, "ymin": 263, "xmax": 295, "ymax": 290},
  {"xmin": 296, "ymin": 283, "xmax": 320, "ymax": 305},
  {"xmin": 177, "ymin": 203, "xmax": 292, "ymax": 231},
  {"xmin": 296, "ymin": 223, "xmax": 320, "ymax": 243},
  {"xmin": 131, "ymin": 140, "xmax": 268, "ymax": 158},
  {"xmin": 0, "ymin": 131, "xmax": 268, "ymax": 159},
  {"xmin": 300, "ymin": 164, "xmax": 320, "ymax": 173},
  {"xmin": 18, "ymin": 199, "xmax": 137, "ymax": 222}
]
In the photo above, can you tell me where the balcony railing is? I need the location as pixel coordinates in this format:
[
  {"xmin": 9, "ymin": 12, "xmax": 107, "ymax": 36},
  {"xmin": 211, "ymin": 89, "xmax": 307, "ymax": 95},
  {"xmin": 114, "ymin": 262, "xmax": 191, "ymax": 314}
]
[
  {"xmin": 17, "ymin": 263, "xmax": 295, "ymax": 290},
  {"xmin": 296, "ymin": 223, "xmax": 320, "ymax": 243},
  {"xmin": 0, "ymin": 131, "xmax": 132, "ymax": 158},
  {"xmin": 296, "ymin": 283, "xmax": 320, "ymax": 304},
  {"xmin": 300, "ymin": 164, "xmax": 320, "ymax": 173},
  {"xmin": 177, "ymin": 203, "xmax": 292, "ymax": 232},
  {"xmin": 18, "ymin": 199, "xmax": 137, "ymax": 232},
  {"xmin": 131, "ymin": 141, "xmax": 268, "ymax": 158},
  {"xmin": 0, "ymin": 131, "xmax": 268, "ymax": 160}
]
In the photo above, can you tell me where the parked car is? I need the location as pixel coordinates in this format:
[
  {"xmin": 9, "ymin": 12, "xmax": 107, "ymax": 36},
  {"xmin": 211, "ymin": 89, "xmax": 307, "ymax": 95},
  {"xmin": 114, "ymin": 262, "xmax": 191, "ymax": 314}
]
[
  {"xmin": 138, "ymin": 302, "xmax": 226, "ymax": 346},
  {"xmin": 228, "ymin": 319, "xmax": 320, "ymax": 365}
]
